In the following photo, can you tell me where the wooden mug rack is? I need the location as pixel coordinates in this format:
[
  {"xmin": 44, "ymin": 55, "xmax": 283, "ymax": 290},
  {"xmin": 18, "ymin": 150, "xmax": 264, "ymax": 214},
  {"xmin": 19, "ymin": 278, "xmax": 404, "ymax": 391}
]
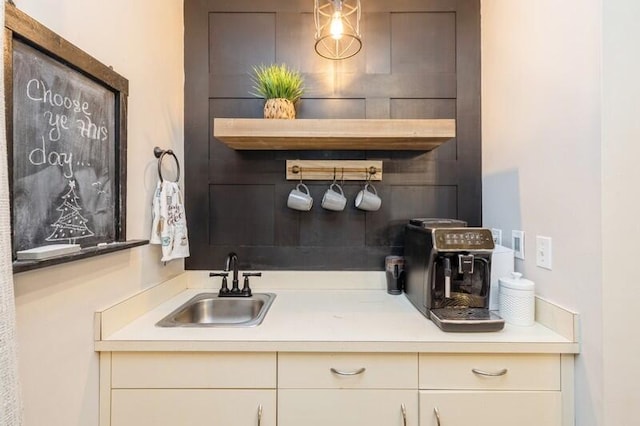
[{"xmin": 285, "ymin": 160, "xmax": 383, "ymax": 181}]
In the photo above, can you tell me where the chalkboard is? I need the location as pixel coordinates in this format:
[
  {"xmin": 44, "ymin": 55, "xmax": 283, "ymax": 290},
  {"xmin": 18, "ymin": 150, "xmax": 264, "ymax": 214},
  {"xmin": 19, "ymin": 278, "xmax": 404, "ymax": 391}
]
[
  {"xmin": 5, "ymin": 4, "xmax": 129, "ymax": 259},
  {"xmin": 12, "ymin": 40, "xmax": 116, "ymax": 251}
]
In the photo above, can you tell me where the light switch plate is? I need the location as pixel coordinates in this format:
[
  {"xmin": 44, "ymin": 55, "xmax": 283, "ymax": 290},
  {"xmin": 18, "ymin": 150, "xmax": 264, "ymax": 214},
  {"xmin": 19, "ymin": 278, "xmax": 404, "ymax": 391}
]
[
  {"xmin": 536, "ymin": 235, "xmax": 553, "ymax": 270},
  {"xmin": 491, "ymin": 228, "xmax": 502, "ymax": 246},
  {"xmin": 512, "ymin": 230, "xmax": 525, "ymax": 260}
]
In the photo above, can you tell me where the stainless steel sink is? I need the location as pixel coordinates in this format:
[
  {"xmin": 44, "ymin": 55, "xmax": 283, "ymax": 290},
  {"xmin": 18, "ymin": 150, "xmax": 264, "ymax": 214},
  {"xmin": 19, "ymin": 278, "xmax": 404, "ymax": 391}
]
[{"xmin": 156, "ymin": 293, "xmax": 276, "ymax": 327}]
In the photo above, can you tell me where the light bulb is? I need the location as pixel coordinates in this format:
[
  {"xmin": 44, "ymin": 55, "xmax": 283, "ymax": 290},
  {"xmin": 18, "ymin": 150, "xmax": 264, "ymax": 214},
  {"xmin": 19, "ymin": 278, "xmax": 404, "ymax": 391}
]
[{"xmin": 330, "ymin": 12, "xmax": 344, "ymax": 40}]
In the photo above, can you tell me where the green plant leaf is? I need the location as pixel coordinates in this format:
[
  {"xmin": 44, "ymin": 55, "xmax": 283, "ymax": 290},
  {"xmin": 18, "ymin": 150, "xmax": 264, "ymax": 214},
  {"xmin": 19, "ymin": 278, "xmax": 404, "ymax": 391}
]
[{"xmin": 249, "ymin": 63, "xmax": 305, "ymax": 103}]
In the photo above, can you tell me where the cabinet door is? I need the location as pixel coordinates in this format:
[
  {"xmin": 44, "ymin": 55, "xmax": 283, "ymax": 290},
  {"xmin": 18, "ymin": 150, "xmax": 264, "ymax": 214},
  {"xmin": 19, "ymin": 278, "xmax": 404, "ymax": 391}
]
[
  {"xmin": 278, "ymin": 389, "xmax": 418, "ymax": 426},
  {"xmin": 111, "ymin": 389, "xmax": 275, "ymax": 426},
  {"xmin": 420, "ymin": 391, "xmax": 562, "ymax": 426}
]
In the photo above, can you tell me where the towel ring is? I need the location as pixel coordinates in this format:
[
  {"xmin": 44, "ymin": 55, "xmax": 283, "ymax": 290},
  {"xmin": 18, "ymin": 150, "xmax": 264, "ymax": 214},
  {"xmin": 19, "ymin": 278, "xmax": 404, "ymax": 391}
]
[{"xmin": 153, "ymin": 147, "xmax": 180, "ymax": 183}]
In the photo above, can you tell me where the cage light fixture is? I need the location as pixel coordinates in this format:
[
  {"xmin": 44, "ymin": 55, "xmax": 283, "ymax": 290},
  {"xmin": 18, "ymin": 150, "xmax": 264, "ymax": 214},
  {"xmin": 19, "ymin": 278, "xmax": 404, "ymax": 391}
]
[{"xmin": 314, "ymin": 0, "xmax": 362, "ymax": 60}]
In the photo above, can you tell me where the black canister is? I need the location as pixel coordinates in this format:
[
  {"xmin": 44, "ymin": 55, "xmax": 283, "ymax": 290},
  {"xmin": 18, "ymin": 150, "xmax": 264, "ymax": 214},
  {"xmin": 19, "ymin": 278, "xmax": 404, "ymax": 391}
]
[{"xmin": 385, "ymin": 255, "xmax": 405, "ymax": 295}]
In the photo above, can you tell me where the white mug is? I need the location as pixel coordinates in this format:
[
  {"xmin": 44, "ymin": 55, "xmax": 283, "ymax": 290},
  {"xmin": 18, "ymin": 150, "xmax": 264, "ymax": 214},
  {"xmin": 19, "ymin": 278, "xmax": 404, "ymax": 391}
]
[
  {"xmin": 287, "ymin": 183, "xmax": 313, "ymax": 211},
  {"xmin": 355, "ymin": 183, "xmax": 381, "ymax": 211},
  {"xmin": 321, "ymin": 183, "xmax": 347, "ymax": 211}
]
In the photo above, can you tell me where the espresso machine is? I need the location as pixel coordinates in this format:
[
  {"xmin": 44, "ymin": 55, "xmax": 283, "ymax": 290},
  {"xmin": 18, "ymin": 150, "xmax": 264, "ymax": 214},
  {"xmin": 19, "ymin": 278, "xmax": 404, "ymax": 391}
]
[{"xmin": 404, "ymin": 218, "xmax": 505, "ymax": 332}]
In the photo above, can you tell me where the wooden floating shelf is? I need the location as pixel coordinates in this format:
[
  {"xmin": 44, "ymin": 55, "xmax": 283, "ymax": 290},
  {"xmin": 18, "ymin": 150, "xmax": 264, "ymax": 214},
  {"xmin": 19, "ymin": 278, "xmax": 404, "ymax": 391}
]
[{"xmin": 213, "ymin": 118, "xmax": 455, "ymax": 150}]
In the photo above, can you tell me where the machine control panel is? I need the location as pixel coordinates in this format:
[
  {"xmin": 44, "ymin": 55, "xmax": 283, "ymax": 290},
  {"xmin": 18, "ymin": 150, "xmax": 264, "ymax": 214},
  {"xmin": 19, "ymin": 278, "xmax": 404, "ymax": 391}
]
[{"xmin": 433, "ymin": 228, "xmax": 495, "ymax": 250}]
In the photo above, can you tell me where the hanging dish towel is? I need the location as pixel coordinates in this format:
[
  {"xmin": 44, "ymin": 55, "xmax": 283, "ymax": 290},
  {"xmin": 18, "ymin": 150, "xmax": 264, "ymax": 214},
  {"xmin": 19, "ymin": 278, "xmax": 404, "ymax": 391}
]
[{"xmin": 151, "ymin": 180, "xmax": 190, "ymax": 262}]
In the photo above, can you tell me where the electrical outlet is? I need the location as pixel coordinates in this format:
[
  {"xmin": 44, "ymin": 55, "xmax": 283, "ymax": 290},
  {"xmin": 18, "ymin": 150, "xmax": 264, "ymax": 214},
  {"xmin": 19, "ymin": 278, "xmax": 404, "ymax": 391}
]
[
  {"xmin": 491, "ymin": 228, "xmax": 502, "ymax": 246},
  {"xmin": 536, "ymin": 235, "xmax": 553, "ymax": 270},
  {"xmin": 512, "ymin": 230, "xmax": 525, "ymax": 260}
]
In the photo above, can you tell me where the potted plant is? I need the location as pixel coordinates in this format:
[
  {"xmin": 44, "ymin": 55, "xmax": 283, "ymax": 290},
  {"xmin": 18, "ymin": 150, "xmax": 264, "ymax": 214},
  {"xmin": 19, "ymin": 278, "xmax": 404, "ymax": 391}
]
[{"xmin": 250, "ymin": 64, "xmax": 304, "ymax": 119}]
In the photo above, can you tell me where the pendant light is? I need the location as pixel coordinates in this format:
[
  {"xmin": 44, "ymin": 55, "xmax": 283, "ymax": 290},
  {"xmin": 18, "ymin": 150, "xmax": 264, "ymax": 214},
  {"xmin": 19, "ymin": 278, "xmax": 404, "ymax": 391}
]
[{"xmin": 314, "ymin": 0, "xmax": 362, "ymax": 60}]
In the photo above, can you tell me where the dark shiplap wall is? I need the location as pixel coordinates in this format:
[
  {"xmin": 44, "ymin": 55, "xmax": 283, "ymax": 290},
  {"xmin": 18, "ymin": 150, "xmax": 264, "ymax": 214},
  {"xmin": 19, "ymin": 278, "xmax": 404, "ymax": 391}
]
[{"xmin": 184, "ymin": 0, "xmax": 481, "ymax": 270}]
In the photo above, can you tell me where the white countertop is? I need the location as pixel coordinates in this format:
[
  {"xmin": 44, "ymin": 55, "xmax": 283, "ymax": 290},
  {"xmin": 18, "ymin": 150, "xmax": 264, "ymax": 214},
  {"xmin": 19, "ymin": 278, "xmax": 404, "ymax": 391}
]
[{"xmin": 96, "ymin": 285, "xmax": 578, "ymax": 353}]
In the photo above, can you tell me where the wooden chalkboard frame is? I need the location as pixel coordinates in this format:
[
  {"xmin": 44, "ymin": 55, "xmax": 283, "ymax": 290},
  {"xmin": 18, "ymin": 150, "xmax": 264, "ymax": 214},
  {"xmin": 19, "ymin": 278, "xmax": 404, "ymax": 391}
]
[{"xmin": 4, "ymin": 4, "xmax": 139, "ymax": 272}]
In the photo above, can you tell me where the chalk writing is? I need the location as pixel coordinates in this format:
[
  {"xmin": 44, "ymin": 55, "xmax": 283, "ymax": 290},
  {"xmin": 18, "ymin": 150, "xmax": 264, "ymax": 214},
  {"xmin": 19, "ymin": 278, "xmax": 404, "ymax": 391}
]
[
  {"xmin": 43, "ymin": 111, "xmax": 69, "ymax": 141},
  {"xmin": 28, "ymin": 136, "xmax": 74, "ymax": 178},
  {"xmin": 76, "ymin": 115, "xmax": 108, "ymax": 141},
  {"xmin": 12, "ymin": 39, "xmax": 118, "ymax": 252},
  {"xmin": 46, "ymin": 180, "xmax": 94, "ymax": 243},
  {"xmin": 27, "ymin": 78, "xmax": 92, "ymax": 115},
  {"xmin": 92, "ymin": 181, "xmax": 108, "ymax": 196},
  {"xmin": 22, "ymin": 75, "xmax": 110, "ymax": 178}
]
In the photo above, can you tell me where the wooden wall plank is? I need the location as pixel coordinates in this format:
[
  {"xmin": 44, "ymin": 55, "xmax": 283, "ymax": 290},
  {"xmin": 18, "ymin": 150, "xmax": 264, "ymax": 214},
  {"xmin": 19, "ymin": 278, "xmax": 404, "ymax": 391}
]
[
  {"xmin": 209, "ymin": 184, "xmax": 276, "ymax": 246},
  {"xmin": 390, "ymin": 12, "xmax": 456, "ymax": 75},
  {"xmin": 185, "ymin": 0, "xmax": 213, "ymax": 255},
  {"xmin": 209, "ymin": 12, "xmax": 276, "ymax": 75}
]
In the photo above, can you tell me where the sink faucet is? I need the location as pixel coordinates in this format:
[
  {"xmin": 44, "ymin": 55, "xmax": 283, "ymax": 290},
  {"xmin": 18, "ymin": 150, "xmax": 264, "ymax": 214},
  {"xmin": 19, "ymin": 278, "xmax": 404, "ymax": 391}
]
[
  {"xmin": 214, "ymin": 252, "xmax": 261, "ymax": 297},
  {"xmin": 224, "ymin": 252, "xmax": 240, "ymax": 293}
]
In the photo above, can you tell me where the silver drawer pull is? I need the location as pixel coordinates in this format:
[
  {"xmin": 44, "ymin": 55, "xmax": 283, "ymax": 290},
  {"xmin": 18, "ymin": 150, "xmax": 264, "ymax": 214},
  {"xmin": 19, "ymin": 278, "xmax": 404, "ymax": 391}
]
[
  {"xmin": 257, "ymin": 404, "xmax": 262, "ymax": 426},
  {"xmin": 401, "ymin": 403, "xmax": 407, "ymax": 426},
  {"xmin": 434, "ymin": 407, "xmax": 441, "ymax": 426},
  {"xmin": 330, "ymin": 367, "xmax": 366, "ymax": 376},
  {"xmin": 471, "ymin": 368, "xmax": 508, "ymax": 377}
]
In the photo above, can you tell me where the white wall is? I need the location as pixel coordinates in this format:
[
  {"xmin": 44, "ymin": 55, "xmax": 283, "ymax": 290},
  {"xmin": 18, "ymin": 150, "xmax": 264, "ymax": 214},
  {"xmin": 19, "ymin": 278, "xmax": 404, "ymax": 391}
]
[
  {"xmin": 10, "ymin": 1, "xmax": 184, "ymax": 425},
  {"xmin": 602, "ymin": 1, "xmax": 640, "ymax": 424},
  {"xmin": 12, "ymin": 1, "xmax": 640, "ymax": 425},
  {"xmin": 481, "ymin": 1, "xmax": 603, "ymax": 425}
]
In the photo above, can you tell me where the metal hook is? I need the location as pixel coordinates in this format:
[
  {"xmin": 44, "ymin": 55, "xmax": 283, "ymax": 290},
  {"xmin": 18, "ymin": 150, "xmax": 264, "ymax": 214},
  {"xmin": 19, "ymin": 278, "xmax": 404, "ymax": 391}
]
[
  {"xmin": 332, "ymin": 167, "xmax": 337, "ymax": 184},
  {"xmin": 290, "ymin": 164, "xmax": 305, "ymax": 183}
]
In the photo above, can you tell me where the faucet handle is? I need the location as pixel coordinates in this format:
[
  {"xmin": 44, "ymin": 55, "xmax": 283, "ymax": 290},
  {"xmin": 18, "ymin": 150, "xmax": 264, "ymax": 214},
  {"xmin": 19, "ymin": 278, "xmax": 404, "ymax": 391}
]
[
  {"xmin": 241, "ymin": 272, "xmax": 262, "ymax": 296},
  {"xmin": 210, "ymin": 272, "xmax": 230, "ymax": 295}
]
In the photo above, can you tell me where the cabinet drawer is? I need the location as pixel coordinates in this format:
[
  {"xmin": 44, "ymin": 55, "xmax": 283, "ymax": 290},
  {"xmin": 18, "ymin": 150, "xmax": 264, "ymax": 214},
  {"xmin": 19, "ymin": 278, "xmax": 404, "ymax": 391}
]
[
  {"xmin": 279, "ymin": 389, "xmax": 417, "ymax": 426},
  {"xmin": 278, "ymin": 353, "xmax": 417, "ymax": 389},
  {"xmin": 419, "ymin": 354, "xmax": 560, "ymax": 390},
  {"xmin": 419, "ymin": 390, "xmax": 562, "ymax": 426},
  {"xmin": 112, "ymin": 389, "xmax": 276, "ymax": 426},
  {"xmin": 111, "ymin": 352, "xmax": 276, "ymax": 388}
]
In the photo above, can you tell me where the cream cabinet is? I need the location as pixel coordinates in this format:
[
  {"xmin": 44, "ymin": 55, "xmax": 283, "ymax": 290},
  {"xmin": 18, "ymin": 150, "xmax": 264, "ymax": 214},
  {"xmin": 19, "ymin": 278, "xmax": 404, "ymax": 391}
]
[
  {"xmin": 104, "ymin": 352, "xmax": 276, "ymax": 426},
  {"xmin": 419, "ymin": 391, "xmax": 561, "ymax": 426},
  {"xmin": 111, "ymin": 389, "xmax": 275, "ymax": 426},
  {"xmin": 277, "ymin": 353, "xmax": 418, "ymax": 426},
  {"xmin": 100, "ymin": 351, "xmax": 572, "ymax": 426},
  {"xmin": 419, "ymin": 354, "xmax": 564, "ymax": 426}
]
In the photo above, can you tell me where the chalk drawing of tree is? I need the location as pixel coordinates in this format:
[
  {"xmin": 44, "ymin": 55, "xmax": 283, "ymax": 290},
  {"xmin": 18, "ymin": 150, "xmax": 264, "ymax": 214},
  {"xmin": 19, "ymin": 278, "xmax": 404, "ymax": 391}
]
[{"xmin": 46, "ymin": 180, "xmax": 94, "ymax": 243}]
